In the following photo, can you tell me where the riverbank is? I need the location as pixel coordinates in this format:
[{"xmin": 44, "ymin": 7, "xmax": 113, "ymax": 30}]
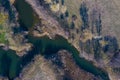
[
  {"xmin": 16, "ymin": 50, "xmax": 100, "ymax": 80},
  {"xmin": 15, "ymin": 55, "xmax": 59, "ymax": 80},
  {"xmin": 0, "ymin": 0, "xmax": 110, "ymax": 79},
  {"xmin": 15, "ymin": 0, "xmax": 109, "ymax": 79},
  {"xmin": 25, "ymin": 0, "xmax": 81, "ymax": 56}
]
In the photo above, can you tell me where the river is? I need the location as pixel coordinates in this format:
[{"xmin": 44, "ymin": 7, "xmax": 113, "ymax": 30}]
[{"xmin": 0, "ymin": 0, "xmax": 110, "ymax": 80}]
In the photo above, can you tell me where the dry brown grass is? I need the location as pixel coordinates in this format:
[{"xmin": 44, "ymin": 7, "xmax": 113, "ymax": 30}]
[{"xmin": 64, "ymin": 0, "xmax": 82, "ymax": 27}]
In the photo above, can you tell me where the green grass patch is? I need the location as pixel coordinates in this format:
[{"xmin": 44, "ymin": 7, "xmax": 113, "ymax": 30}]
[{"xmin": 0, "ymin": 32, "xmax": 8, "ymax": 44}]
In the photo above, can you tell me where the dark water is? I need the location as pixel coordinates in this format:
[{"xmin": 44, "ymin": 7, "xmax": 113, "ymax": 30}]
[
  {"xmin": 0, "ymin": 0, "xmax": 110, "ymax": 80},
  {"xmin": 14, "ymin": 0, "xmax": 35, "ymax": 31},
  {"xmin": 26, "ymin": 35, "xmax": 109, "ymax": 80},
  {"xmin": 0, "ymin": 35, "xmax": 110, "ymax": 80},
  {"xmin": 0, "ymin": 48, "xmax": 20, "ymax": 79}
]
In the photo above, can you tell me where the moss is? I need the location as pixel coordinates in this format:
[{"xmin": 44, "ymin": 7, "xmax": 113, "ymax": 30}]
[
  {"xmin": 0, "ymin": 13, "xmax": 8, "ymax": 25},
  {"xmin": 0, "ymin": 12, "xmax": 9, "ymax": 44},
  {"xmin": 0, "ymin": 32, "xmax": 8, "ymax": 44}
]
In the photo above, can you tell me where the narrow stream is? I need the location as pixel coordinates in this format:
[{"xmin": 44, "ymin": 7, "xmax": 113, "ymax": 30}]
[{"xmin": 0, "ymin": 0, "xmax": 110, "ymax": 80}]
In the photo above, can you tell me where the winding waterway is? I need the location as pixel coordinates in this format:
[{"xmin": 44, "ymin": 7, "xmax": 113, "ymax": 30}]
[{"xmin": 0, "ymin": 0, "xmax": 110, "ymax": 80}]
